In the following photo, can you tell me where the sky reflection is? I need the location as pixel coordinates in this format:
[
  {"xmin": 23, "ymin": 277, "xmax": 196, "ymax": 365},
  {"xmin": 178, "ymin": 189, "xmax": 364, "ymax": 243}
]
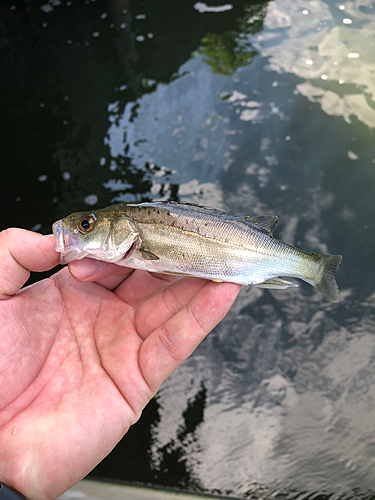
[
  {"xmin": 260, "ymin": 0, "xmax": 375, "ymax": 129},
  {"xmin": 150, "ymin": 285, "xmax": 375, "ymax": 498}
]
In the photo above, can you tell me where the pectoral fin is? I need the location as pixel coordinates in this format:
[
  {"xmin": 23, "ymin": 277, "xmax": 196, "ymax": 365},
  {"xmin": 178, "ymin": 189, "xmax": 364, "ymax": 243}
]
[
  {"xmin": 139, "ymin": 247, "xmax": 160, "ymax": 260},
  {"xmin": 253, "ymin": 278, "xmax": 298, "ymax": 290}
]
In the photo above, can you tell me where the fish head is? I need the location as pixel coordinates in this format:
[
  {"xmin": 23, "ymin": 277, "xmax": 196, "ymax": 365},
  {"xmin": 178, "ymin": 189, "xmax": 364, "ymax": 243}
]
[{"xmin": 52, "ymin": 206, "xmax": 138, "ymax": 265}]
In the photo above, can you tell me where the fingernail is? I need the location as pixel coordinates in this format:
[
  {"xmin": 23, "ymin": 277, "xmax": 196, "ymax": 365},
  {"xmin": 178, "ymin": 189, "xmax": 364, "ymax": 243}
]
[{"xmin": 69, "ymin": 259, "xmax": 101, "ymax": 280}]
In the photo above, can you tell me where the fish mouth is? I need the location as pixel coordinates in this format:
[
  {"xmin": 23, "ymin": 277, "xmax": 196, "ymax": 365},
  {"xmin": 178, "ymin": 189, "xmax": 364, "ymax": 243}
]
[{"xmin": 52, "ymin": 220, "xmax": 85, "ymax": 264}]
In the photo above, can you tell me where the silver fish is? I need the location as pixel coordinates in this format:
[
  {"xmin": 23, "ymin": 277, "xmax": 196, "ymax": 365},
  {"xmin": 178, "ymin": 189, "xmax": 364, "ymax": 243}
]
[{"xmin": 52, "ymin": 202, "xmax": 342, "ymax": 302}]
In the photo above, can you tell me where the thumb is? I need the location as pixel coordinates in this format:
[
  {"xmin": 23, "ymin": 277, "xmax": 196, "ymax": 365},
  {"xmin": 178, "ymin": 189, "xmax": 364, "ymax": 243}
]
[{"xmin": 0, "ymin": 228, "xmax": 59, "ymax": 299}]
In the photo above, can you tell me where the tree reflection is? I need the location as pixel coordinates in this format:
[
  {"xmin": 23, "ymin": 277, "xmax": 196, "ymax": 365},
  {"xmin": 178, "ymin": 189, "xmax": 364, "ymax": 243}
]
[
  {"xmin": 198, "ymin": 31, "xmax": 258, "ymax": 75},
  {"xmin": 198, "ymin": 3, "xmax": 267, "ymax": 75}
]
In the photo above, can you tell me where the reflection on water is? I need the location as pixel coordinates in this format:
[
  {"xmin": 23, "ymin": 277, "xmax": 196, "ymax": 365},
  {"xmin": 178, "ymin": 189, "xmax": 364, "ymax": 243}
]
[
  {"xmin": 198, "ymin": 4, "xmax": 267, "ymax": 75},
  {"xmin": 149, "ymin": 289, "xmax": 375, "ymax": 498},
  {"xmin": 1, "ymin": 0, "xmax": 375, "ymax": 498},
  {"xmin": 262, "ymin": 0, "xmax": 375, "ymax": 129}
]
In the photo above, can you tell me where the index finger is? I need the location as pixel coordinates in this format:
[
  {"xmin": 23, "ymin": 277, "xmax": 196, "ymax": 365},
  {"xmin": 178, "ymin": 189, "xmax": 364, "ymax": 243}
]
[{"xmin": 0, "ymin": 229, "xmax": 59, "ymax": 299}]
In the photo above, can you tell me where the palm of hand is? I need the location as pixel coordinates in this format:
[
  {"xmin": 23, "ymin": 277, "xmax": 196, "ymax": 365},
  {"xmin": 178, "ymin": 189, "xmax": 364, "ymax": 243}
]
[{"xmin": 0, "ymin": 254, "xmax": 239, "ymax": 500}]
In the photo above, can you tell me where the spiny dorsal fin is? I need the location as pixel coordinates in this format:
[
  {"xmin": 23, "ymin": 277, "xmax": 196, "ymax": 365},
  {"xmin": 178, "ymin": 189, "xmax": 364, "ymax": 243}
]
[{"xmin": 242, "ymin": 215, "xmax": 278, "ymax": 236}]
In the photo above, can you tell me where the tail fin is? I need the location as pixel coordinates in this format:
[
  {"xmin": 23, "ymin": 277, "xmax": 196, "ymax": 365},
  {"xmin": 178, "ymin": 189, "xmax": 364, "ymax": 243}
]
[{"xmin": 314, "ymin": 254, "xmax": 342, "ymax": 302}]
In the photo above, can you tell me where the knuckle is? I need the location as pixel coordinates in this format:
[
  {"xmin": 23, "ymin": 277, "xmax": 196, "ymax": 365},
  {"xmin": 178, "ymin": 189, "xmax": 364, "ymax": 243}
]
[
  {"xmin": 0, "ymin": 227, "xmax": 24, "ymax": 243},
  {"xmin": 158, "ymin": 323, "xmax": 183, "ymax": 364},
  {"xmin": 161, "ymin": 287, "xmax": 181, "ymax": 316},
  {"xmin": 186, "ymin": 303, "xmax": 206, "ymax": 334}
]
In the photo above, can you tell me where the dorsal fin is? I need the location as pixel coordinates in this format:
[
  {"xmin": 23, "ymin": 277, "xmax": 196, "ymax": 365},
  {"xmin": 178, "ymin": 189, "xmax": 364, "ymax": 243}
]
[{"xmin": 242, "ymin": 215, "xmax": 278, "ymax": 236}]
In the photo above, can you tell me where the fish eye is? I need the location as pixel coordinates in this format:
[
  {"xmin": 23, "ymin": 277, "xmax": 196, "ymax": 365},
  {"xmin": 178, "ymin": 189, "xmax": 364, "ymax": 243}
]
[{"xmin": 77, "ymin": 215, "xmax": 95, "ymax": 233}]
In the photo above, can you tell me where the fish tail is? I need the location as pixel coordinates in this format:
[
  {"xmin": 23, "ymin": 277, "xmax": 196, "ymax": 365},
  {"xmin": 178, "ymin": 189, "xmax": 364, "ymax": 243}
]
[{"xmin": 313, "ymin": 254, "xmax": 342, "ymax": 302}]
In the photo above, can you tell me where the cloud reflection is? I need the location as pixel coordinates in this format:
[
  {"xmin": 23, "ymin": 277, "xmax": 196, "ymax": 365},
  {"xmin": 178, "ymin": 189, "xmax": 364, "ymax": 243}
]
[
  {"xmin": 150, "ymin": 286, "xmax": 375, "ymax": 498},
  {"xmin": 261, "ymin": 0, "xmax": 375, "ymax": 129}
]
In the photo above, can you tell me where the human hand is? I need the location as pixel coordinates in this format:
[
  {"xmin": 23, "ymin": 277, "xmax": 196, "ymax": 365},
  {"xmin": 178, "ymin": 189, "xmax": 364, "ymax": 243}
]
[{"xmin": 0, "ymin": 228, "xmax": 240, "ymax": 500}]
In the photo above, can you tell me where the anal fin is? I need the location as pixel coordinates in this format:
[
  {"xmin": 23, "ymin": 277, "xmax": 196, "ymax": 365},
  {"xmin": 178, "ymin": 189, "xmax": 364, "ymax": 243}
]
[{"xmin": 253, "ymin": 278, "xmax": 298, "ymax": 290}]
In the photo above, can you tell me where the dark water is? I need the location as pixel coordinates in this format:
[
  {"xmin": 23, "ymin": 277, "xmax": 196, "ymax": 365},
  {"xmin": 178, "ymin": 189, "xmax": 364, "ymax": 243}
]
[{"xmin": 1, "ymin": 0, "xmax": 375, "ymax": 498}]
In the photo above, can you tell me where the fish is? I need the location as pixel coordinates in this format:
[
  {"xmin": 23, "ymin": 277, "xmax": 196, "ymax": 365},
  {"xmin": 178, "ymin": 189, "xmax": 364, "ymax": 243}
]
[{"xmin": 52, "ymin": 201, "xmax": 342, "ymax": 302}]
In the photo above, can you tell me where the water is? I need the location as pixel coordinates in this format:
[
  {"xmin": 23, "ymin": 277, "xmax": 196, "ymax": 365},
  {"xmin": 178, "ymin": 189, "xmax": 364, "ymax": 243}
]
[{"xmin": 1, "ymin": 0, "xmax": 375, "ymax": 498}]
